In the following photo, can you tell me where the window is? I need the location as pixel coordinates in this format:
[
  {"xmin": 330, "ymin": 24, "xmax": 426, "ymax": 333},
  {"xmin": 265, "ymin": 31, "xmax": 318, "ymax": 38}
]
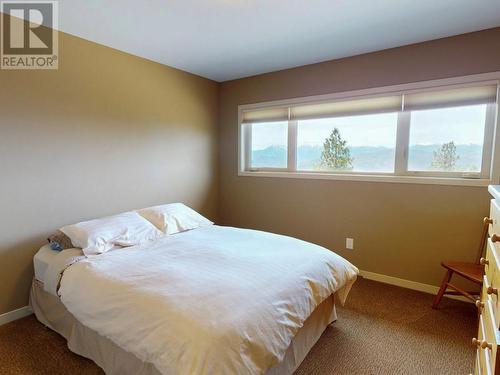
[{"xmin": 239, "ymin": 76, "xmax": 499, "ymax": 185}]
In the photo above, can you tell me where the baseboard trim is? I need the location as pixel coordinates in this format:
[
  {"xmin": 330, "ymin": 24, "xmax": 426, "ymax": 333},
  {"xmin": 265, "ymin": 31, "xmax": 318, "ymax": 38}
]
[
  {"xmin": 0, "ymin": 306, "xmax": 33, "ymax": 326},
  {"xmin": 359, "ymin": 270, "xmax": 472, "ymax": 303}
]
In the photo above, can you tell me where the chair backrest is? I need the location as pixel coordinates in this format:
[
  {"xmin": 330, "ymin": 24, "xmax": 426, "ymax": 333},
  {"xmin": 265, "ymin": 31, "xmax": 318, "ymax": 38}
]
[{"xmin": 476, "ymin": 217, "xmax": 493, "ymax": 264}]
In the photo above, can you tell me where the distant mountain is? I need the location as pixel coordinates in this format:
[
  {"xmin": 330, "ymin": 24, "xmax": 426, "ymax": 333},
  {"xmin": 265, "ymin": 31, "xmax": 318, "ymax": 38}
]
[
  {"xmin": 251, "ymin": 145, "xmax": 287, "ymax": 168},
  {"xmin": 251, "ymin": 144, "xmax": 482, "ymax": 172}
]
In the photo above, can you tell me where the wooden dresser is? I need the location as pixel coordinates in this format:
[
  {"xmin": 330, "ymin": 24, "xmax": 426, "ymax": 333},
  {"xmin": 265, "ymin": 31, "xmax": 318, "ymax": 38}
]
[{"xmin": 474, "ymin": 185, "xmax": 500, "ymax": 375}]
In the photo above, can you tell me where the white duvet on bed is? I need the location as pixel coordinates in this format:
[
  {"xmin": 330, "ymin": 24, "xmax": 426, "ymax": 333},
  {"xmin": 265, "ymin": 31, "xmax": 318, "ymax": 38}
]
[{"xmin": 57, "ymin": 225, "xmax": 358, "ymax": 375}]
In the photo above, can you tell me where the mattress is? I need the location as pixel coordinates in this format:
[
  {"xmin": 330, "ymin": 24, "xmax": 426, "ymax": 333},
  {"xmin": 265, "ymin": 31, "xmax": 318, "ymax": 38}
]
[{"xmin": 33, "ymin": 244, "xmax": 59, "ymax": 283}]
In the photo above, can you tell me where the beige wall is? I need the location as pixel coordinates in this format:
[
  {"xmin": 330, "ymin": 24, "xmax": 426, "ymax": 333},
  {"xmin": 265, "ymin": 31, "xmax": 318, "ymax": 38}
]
[
  {"xmin": 0, "ymin": 32, "xmax": 219, "ymax": 314},
  {"xmin": 219, "ymin": 28, "xmax": 500, "ymax": 288}
]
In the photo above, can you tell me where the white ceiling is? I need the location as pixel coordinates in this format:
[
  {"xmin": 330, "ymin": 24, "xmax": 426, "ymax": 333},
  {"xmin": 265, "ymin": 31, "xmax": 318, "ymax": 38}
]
[{"xmin": 59, "ymin": 0, "xmax": 500, "ymax": 82}]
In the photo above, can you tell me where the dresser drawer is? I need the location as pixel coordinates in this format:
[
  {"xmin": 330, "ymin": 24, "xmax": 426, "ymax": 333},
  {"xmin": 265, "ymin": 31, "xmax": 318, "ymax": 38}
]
[
  {"xmin": 483, "ymin": 275, "xmax": 500, "ymax": 329},
  {"xmin": 475, "ymin": 351, "xmax": 482, "ymax": 375},
  {"xmin": 479, "ymin": 344, "xmax": 493, "ymax": 375},
  {"xmin": 483, "ymin": 239, "xmax": 500, "ymax": 326},
  {"xmin": 490, "ymin": 200, "xmax": 500, "ymax": 238},
  {"xmin": 484, "ymin": 239, "xmax": 500, "ymax": 283},
  {"xmin": 478, "ymin": 314, "xmax": 494, "ymax": 375},
  {"xmin": 483, "ymin": 300, "xmax": 498, "ymax": 372}
]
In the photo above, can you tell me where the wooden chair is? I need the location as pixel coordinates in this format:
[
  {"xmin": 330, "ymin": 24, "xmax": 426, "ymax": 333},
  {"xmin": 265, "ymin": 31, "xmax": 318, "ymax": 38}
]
[{"xmin": 432, "ymin": 217, "xmax": 493, "ymax": 309}]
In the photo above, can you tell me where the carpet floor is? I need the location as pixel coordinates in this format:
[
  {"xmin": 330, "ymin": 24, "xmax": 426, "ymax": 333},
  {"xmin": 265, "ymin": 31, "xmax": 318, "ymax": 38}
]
[{"xmin": 0, "ymin": 277, "xmax": 476, "ymax": 374}]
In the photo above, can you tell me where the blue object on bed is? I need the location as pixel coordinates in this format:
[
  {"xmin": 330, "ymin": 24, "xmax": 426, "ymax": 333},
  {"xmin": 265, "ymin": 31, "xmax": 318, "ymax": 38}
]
[{"xmin": 47, "ymin": 231, "xmax": 73, "ymax": 251}]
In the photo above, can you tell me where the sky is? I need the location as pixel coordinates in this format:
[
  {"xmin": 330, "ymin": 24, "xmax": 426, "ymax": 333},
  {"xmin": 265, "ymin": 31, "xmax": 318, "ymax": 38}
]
[{"xmin": 251, "ymin": 104, "xmax": 487, "ymax": 150}]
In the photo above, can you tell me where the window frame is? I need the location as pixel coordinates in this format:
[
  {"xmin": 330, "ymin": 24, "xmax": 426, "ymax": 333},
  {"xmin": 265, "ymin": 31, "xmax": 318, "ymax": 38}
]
[{"xmin": 238, "ymin": 72, "xmax": 500, "ymax": 187}]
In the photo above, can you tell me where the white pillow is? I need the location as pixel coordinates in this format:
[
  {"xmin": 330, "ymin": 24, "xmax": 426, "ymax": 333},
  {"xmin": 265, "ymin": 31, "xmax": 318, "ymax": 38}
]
[
  {"xmin": 60, "ymin": 211, "xmax": 164, "ymax": 256},
  {"xmin": 137, "ymin": 203, "xmax": 213, "ymax": 234}
]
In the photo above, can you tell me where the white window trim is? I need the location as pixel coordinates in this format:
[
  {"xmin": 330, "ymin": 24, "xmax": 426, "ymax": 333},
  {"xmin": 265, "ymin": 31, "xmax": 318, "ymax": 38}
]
[{"xmin": 238, "ymin": 72, "xmax": 500, "ymax": 187}]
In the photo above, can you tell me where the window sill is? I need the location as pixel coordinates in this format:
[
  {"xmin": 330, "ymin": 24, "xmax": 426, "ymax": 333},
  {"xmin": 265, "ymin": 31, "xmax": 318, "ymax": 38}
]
[{"xmin": 238, "ymin": 170, "xmax": 495, "ymax": 187}]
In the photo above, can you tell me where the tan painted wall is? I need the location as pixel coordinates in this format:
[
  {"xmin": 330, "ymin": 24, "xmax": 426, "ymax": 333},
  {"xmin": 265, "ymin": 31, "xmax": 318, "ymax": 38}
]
[
  {"xmin": 219, "ymin": 28, "xmax": 500, "ymax": 288},
  {"xmin": 0, "ymin": 31, "xmax": 219, "ymax": 314}
]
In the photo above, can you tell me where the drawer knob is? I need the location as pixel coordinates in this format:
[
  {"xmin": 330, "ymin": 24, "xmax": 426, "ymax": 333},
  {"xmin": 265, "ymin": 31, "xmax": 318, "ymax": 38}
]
[
  {"xmin": 472, "ymin": 338, "xmax": 493, "ymax": 350},
  {"xmin": 480, "ymin": 257, "xmax": 489, "ymax": 266},
  {"xmin": 481, "ymin": 341, "xmax": 493, "ymax": 350},
  {"xmin": 492, "ymin": 234, "xmax": 500, "ymax": 243},
  {"xmin": 472, "ymin": 338, "xmax": 481, "ymax": 347},
  {"xmin": 476, "ymin": 300, "xmax": 485, "ymax": 311},
  {"xmin": 487, "ymin": 286, "xmax": 498, "ymax": 296}
]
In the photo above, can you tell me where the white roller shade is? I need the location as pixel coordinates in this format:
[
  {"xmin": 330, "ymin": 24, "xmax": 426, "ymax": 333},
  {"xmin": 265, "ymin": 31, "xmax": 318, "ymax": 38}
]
[
  {"xmin": 241, "ymin": 107, "xmax": 289, "ymax": 123},
  {"xmin": 290, "ymin": 95, "xmax": 402, "ymax": 121},
  {"xmin": 403, "ymin": 84, "xmax": 497, "ymax": 111},
  {"xmin": 241, "ymin": 83, "xmax": 498, "ymax": 123}
]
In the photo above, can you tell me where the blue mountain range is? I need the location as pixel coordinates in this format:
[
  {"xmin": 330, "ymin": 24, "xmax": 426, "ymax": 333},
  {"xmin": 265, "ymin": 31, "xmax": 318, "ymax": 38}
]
[{"xmin": 252, "ymin": 144, "xmax": 482, "ymax": 172}]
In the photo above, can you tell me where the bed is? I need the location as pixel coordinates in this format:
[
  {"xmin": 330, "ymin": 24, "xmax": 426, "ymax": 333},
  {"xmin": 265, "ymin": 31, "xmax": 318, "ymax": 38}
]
[{"xmin": 31, "ymin": 224, "xmax": 358, "ymax": 375}]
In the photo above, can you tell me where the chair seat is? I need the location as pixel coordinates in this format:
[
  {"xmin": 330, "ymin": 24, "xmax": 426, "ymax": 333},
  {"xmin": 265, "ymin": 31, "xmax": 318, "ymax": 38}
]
[{"xmin": 441, "ymin": 261, "xmax": 484, "ymax": 284}]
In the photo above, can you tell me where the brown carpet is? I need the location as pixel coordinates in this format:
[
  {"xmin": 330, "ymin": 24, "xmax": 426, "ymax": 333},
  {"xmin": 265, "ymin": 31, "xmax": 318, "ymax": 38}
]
[
  {"xmin": 295, "ymin": 278, "xmax": 476, "ymax": 374},
  {"xmin": 0, "ymin": 277, "xmax": 476, "ymax": 375}
]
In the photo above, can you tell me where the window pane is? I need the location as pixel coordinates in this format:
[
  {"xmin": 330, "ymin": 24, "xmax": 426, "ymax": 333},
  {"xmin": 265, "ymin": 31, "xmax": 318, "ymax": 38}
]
[
  {"xmin": 251, "ymin": 122, "xmax": 288, "ymax": 168},
  {"xmin": 407, "ymin": 104, "xmax": 487, "ymax": 173},
  {"xmin": 296, "ymin": 113, "xmax": 398, "ymax": 173}
]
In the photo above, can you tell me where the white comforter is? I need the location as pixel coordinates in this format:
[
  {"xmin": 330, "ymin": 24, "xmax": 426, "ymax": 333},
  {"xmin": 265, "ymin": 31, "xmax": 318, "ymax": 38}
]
[{"xmin": 58, "ymin": 225, "xmax": 358, "ymax": 375}]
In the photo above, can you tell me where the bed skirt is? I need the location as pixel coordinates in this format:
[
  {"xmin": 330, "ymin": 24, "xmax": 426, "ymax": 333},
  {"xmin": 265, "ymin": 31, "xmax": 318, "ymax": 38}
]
[{"xmin": 30, "ymin": 278, "xmax": 336, "ymax": 375}]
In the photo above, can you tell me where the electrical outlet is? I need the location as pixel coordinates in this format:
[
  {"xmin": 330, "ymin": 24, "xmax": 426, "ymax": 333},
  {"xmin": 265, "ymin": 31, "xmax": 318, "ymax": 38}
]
[{"xmin": 346, "ymin": 238, "xmax": 354, "ymax": 250}]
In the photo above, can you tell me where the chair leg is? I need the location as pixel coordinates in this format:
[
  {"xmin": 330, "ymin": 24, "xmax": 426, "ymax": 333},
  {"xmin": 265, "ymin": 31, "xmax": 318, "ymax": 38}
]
[{"xmin": 432, "ymin": 269, "xmax": 453, "ymax": 309}]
